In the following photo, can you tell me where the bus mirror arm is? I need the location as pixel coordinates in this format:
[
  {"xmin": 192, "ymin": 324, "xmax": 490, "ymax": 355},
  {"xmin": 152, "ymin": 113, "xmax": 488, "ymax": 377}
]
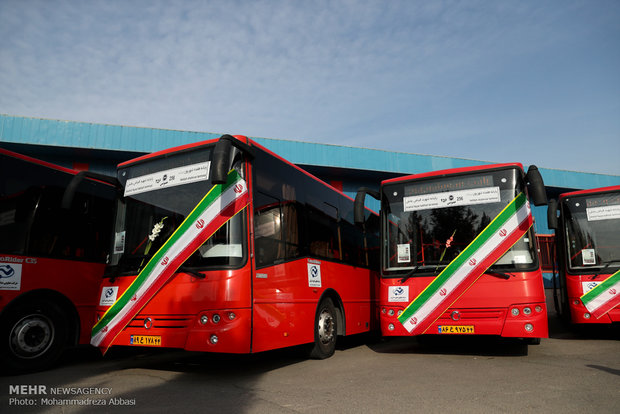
[
  {"xmin": 525, "ymin": 165, "xmax": 547, "ymax": 207},
  {"xmin": 210, "ymin": 134, "xmax": 255, "ymax": 185},
  {"xmin": 547, "ymin": 199, "xmax": 558, "ymax": 230},
  {"xmin": 61, "ymin": 171, "xmax": 120, "ymax": 209},
  {"xmin": 354, "ymin": 187, "xmax": 380, "ymax": 226}
]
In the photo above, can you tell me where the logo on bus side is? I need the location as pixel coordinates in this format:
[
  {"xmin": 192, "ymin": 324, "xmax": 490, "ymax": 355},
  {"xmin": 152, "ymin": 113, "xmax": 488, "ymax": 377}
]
[
  {"xmin": 469, "ymin": 258, "xmax": 477, "ymax": 266},
  {"xmin": 610, "ymin": 289, "xmax": 617, "ymax": 295},
  {"xmin": 99, "ymin": 286, "xmax": 119, "ymax": 306},
  {"xmin": 234, "ymin": 184, "xmax": 244, "ymax": 194},
  {"xmin": 195, "ymin": 219, "xmax": 205, "ymax": 229},
  {"xmin": 0, "ymin": 262, "xmax": 21, "ymax": 291},
  {"xmin": 161, "ymin": 257, "xmax": 169, "ymax": 266},
  {"xmin": 499, "ymin": 229, "xmax": 507, "ymax": 237},
  {"xmin": 388, "ymin": 286, "xmax": 409, "ymax": 302},
  {"xmin": 307, "ymin": 260, "xmax": 322, "ymax": 288}
]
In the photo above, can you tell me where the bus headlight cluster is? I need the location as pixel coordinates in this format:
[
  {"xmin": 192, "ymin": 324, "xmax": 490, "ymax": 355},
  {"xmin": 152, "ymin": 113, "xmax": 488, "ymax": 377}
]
[
  {"xmin": 511, "ymin": 304, "xmax": 543, "ymax": 318},
  {"xmin": 199, "ymin": 311, "xmax": 236, "ymax": 326},
  {"xmin": 382, "ymin": 307, "xmax": 403, "ymax": 318}
]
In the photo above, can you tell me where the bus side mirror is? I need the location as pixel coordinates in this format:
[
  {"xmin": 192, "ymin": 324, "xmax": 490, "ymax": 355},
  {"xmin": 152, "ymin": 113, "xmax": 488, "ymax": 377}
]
[
  {"xmin": 210, "ymin": 136, "xmax": 233, "ymax": 184},
  {"xmin": 547, "ymin": 198, "xmax": 558, "ymax": 230},
  {"xmin": 354, "ymin": 187, "xmax": 380, "ymax": 226},
  {"xmin": 210, "ymin": 134, "xmax": 255, "ymax": 185},
  {"xmin": 61, "ymin": 171, "xmax": 119, "ymax": 209},
  {"xmin": 526, "ymin": 165, "xmax": 547, "ymax": 206}
]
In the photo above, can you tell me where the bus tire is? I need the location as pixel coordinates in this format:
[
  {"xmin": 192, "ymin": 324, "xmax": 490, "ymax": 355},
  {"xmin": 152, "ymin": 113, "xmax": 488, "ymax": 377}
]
[
  {"xmin": 309, "ymin": 297, "xmax": 338, "ymax": 359},
  {"xmin": 0, "ymin": 299, "xmax": 69, "ymax": 373}
]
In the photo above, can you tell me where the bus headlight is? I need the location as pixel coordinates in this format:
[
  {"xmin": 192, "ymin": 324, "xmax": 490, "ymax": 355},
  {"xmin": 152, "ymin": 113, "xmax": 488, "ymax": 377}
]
[
  {"xmin": 200, "ymin": 315, "xmax": 209, "ymax": 325},
  {"xmin": 523, "ymin": 307, "xmax": 532, "ymax": 316},
  {"xmin": 210, "ymin": 335, "xmax": 219, "ymax": 344},
  {"xmin": 511, "ymin": 308, "xmax": 520, "ymax": 316},
  {"xmin": 212, "ymin": 314, "xmax": 221, "ymax": 323},
  {"xmin": 584, "ymin": 313, "xmax": 591, "ymax": 319},
  {"xmin": 388, "ymin": 309, "xmax": 394, "ymax": 316},
  {"xmin": 524, "ymin": 323, "xmax": 534, "ymax": 332},
  {"xmin": 388, "ymin": 323, "xmax": 395, "ymax": 331}
]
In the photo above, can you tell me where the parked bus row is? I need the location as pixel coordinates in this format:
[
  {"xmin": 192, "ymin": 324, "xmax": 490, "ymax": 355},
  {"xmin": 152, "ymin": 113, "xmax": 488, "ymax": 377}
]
[{"xmin": 1, "ymin": 137, "xmax": 618, "ymax": 373}]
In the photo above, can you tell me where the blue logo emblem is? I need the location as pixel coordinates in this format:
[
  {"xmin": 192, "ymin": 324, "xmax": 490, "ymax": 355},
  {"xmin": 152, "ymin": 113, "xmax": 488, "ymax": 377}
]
[
  {"xmin": 310, "ymin": 266, "xmax": 319, "ymax": 278},
  {"xmin": 394, "ymin": 287, "xmax": 404, "ymax": 295},
  {"xmin": 0, "ymin": 265, "xmax": 15, "ymax": 278}
]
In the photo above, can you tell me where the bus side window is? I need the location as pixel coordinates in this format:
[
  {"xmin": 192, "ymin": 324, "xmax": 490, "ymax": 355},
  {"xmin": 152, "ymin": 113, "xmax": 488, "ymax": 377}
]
[
  {"xmin": 254, "ymin": 192, "xmax": 285, "ymax": 267},
  {"xmin": 306, "ymin": 205, "xmax": 339, "ymax": 260}
]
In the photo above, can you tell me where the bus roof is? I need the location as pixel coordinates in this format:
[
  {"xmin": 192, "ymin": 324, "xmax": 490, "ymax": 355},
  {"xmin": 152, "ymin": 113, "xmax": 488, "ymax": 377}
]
[
  {"xmin": 117, "ymin": 135, "xmax": 378, "ymax": 215},
  {"xmin": 1, "ymin": 147, "xmax": 80, "ymax": 175},
  {"xmin": 381, "ymin": 162, "xmax": 525, "ymax": 186},
  {"xmin": 558, "ymin": 185, "xmax": 620, "ymax": 200}
]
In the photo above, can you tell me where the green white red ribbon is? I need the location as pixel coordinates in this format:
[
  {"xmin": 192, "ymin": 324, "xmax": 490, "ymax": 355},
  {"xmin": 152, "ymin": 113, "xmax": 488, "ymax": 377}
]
[
  {"xmin": 580, "ymin": 270, "xmax": 620, "ymax": 319},
  {"xmin": 397, "ymin": 192, "xmax": 533, "ymax": 334},
  {"xmin": 91, "ymin": 169, "xmax": 249, "ymax": 352}
]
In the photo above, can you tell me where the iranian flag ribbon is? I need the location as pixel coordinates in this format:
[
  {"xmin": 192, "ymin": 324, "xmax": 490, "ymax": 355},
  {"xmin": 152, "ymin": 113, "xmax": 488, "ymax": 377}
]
[
  {"xmin": 397, "ymin": 192, "xmax": 533, "ymax": 335},
  {"xmin": 580, "ymin": 270, "xmax": 620, "ymax": 319},
  {"xmin": 91, "ymin": 169, "xmax": 249, "ymax": 352}
]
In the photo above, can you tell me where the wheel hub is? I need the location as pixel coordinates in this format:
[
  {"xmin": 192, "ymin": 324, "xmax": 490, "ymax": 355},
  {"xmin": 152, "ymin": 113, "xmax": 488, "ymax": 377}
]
[
  {"xmin": 9, "ymin": 314, "xmax": 54, "ymax": 358},
  {"xmin": 318, "ymin": 309, "xmax": 335, "ymax": 344}
]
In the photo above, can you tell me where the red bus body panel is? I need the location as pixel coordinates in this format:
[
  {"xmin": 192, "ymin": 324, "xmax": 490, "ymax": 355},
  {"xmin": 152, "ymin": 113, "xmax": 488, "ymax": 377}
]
[{"xmin": 379, "ymin": 272, "xmax": 548, "ymax": 338}]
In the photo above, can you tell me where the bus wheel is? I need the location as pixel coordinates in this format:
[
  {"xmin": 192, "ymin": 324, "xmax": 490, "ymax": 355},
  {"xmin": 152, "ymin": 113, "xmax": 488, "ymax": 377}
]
[
  {"xmin": 309, "ymin": 298, "xmax": 338, "ymax": 359},
  {"xmin": 0, "ymin": 300, "xmax": 68, "ymax": 373}
]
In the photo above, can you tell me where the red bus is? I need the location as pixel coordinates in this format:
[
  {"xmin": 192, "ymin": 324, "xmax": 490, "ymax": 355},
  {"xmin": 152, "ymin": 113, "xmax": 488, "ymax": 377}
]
[
  {"xmin": 547, "ymin": 185, "xmax": 620, "ymax": 324},
  {"xmin": 0, "ymin": 148, "xmax": 115, "ymax": 372},
  {"xmin": 93, "ymin": 135, "xmax": 379, "ymax": 358},
  {"xmin": 355, "ymin": 163, "xmax": 549, "ymax": 343}
]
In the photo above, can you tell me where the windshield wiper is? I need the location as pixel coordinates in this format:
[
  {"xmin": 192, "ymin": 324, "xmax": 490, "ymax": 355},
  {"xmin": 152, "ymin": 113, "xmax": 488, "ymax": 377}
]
[
  {"xmin": 399, "ymin": 266, "xmax": 419, "ymax": 283},
  {"xmin": 486, "ymin": 270, "xmax": 512, "ymax": 280},
  {"xmin": 591, "ymin": 259, "xmax": 620, "ymax": 279},
  {"xmin": 178, "ymin": 266, "xmax": 206, "ymax": 279}
]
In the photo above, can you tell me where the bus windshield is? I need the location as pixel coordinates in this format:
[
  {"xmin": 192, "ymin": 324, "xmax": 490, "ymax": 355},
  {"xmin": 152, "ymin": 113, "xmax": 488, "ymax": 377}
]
[
  {"xmin": 561, "ymin": 191, "xmax": 620, "ymax": 272},
  {"xmin": 382, "ymin": 167, "xmax": 537, "ymax": 276},
  {"xmin": 107, "ymin": 146, "xmax": 246, "ymax": 275}
]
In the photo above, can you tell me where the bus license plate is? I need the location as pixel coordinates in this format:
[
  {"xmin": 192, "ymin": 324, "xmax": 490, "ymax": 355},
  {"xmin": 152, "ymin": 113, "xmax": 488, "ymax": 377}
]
[
  {"xmin": 438, "ymin": 325, "xmax": 474, "ymax": 334},
  {"xmin": 130, "ymin": 335, "xmax": 161, "ymax": 346}
]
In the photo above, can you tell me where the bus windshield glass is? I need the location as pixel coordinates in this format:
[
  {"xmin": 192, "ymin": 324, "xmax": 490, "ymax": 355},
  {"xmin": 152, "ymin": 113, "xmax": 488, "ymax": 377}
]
[
  {"xmin": 561, "ymin": 191, "xmax": 620, "ymax": 272},
  {"xmin": 382, "ymin": 167, "xmax": 536, "ymax": 276},
  {"xmin": 107, "ymin": 146, "xmax": 246, "ymax": 275}
]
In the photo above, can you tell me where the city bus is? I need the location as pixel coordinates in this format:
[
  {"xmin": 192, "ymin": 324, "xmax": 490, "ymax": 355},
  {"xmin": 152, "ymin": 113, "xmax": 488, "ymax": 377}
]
[
  {"xmin": 547, "ymin": 185, "xmax": 620, "ymax": 324},
  {"xmin": 354, "ymin": 163, "xmax": 549, "ymax": 343},
  {"xmin": 92, "ymin": 135, "xmax": 379, "ymax": 359},
  {"xmin": 0, "ymin": 148, "xmax": 116, "ymax": 372}
]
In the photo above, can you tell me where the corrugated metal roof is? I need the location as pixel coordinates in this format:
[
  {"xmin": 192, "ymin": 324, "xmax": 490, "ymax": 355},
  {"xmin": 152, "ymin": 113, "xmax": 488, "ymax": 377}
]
[{"xmin": 2, "ymin": 114, "xmax": 618, "ymax": 190}]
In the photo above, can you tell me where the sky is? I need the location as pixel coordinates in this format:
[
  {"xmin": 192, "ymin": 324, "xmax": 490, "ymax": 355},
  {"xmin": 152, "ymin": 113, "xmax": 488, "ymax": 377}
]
[{"xmin": 1, "ymin": 0, "xmax": 619, "ymax": 175}]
